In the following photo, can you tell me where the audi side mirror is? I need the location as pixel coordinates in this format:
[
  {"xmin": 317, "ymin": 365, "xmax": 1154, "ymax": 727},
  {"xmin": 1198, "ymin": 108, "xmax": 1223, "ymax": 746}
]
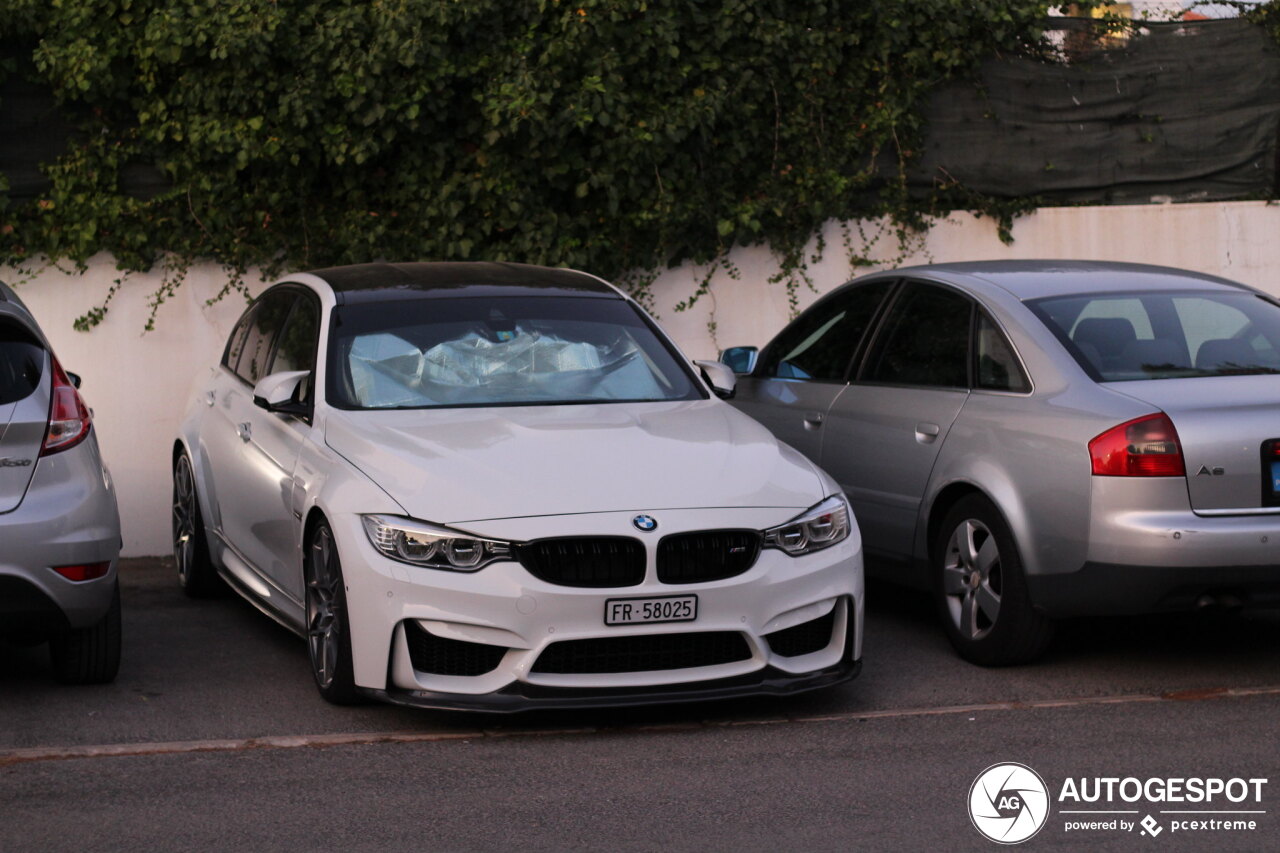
[{"xmin": 719, "ymin": 346, "xmax": 758, "ymax": 375}]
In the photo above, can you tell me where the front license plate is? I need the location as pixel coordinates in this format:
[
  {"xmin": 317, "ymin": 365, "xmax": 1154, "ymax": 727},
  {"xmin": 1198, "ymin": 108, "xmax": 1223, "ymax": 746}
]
[{"xmin": 605, "ymin": 595, "xmax": 698, "ymax": 626}]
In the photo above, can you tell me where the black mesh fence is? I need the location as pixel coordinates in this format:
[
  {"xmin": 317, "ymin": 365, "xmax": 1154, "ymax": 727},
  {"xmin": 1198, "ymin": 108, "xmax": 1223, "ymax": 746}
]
[{"xmin": 909, "ymin": 18, "xmax": 1280, "ymax": 204}]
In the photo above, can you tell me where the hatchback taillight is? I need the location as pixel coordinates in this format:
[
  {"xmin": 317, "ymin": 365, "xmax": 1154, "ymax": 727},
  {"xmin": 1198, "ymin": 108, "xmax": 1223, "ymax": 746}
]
[
  {"xmin": 51, "ymin": 562, "xmax": 111, "ymax": 582},
  {"xmin": 1089, "ymin": 413, "xmax": 1185, "ymax": 477},
  {"xmin": 40, "ymin": 356, "xmax": 92, "ymax": 456}
]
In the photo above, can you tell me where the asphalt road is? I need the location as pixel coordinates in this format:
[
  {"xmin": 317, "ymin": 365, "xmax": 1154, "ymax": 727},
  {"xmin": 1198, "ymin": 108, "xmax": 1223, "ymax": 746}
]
[{"xmin": 3, "ymin": 559, "xmax": 1279, "ymax": 851}]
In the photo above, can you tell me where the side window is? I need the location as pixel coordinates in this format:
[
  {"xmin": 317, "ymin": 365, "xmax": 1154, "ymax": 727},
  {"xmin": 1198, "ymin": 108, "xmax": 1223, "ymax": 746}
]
[
  {"xmin": 759, "ymin": 280, "xmax": 894, "ymax": 381},
  {"xmin": 863, "ymin": 283, "xmax": 971, "ymax": 388},
  {"xmin": 975, "ymin": 312, "xmax": 1031, "ymax": 393},
  {"xmin": 222, "ymin": 306, "xmax": 257, "ymax": 373},
  {"xmin": 269, "ymin": 296, "xmax": 321, "ymax": 401},
  {"xmin": 234, "ymin": 290, "xmax": 297, "ymax": 384}
]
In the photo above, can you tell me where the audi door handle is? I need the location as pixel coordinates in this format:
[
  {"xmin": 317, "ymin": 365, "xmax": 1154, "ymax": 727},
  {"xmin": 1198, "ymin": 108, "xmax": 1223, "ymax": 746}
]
[
  {"xmin": 236, "ymin": 422, "xmax": 252, "ymax": 442},
  {"xmin": 803, "ymin": 411, "xmax": 824, "ymax": 431},
  {"xmin": 915, "ymin": 422, "xmax": 941, "ymax": 444}
]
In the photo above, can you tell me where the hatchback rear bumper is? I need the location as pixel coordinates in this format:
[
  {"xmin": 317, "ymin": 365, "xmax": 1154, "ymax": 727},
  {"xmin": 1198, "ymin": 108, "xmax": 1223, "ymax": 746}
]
[{"xmin": 0, "ymin": 436, "xmax": 120, "ymax": 632}]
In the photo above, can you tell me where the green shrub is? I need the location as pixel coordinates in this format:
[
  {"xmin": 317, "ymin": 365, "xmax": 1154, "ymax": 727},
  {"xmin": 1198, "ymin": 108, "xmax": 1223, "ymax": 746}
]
[{"xmin": 0, "ymin": 0, "xmax": 1050, "ymax": 326}]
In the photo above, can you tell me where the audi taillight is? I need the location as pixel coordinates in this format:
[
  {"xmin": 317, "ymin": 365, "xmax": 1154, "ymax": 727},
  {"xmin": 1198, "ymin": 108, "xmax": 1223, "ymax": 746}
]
[
  {"xmin": 1089, "ymin": 413, "xmax": 1185, "ymax": 477},
  {"xmin": 40, "ymin": 356, "xmax": 92, "ymax": 456}
]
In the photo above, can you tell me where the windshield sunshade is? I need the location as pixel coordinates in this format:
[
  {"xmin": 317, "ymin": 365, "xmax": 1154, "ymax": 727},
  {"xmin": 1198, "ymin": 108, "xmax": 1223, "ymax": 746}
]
[{"xmin": 328, "ymin": 296, "xmax": 702, "ymax": 409}]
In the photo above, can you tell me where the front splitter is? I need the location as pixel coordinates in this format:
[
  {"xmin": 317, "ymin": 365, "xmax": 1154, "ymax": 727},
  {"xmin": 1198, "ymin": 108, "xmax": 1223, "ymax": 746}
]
[{"xmin": 362, "ymin": 656, "xmax": 861, "ymax": 714}]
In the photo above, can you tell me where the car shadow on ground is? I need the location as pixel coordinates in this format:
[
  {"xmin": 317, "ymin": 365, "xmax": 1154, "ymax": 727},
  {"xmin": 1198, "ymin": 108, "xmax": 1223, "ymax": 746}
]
[
  {"xmin": 867, "ymin": 575, "xmax": 1280, "ymax": 661},
  {"xmin": 4, "ymin": 561, "xmax": 1279, "ymax": 742}
]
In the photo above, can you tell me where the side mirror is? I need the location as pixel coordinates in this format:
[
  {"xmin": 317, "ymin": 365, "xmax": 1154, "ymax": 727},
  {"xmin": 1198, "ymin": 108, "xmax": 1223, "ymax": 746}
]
[
  {"xmin": 693, "ymin": 359, "xmax": 737, "ymax": 400},
  {"xmin": 719, "ymin": 346, "xmax": 758, "ymax": 375},
  {"xmin": 66, "ymin": 371, "xmax": 82, "ymax": 389},
  {"xmin": 253, "ymin": 370, "xmax": 312, "ymax": 417}
]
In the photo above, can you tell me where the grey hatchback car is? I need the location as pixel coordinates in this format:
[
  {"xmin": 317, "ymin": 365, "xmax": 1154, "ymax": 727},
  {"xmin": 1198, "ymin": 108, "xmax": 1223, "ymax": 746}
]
[
  {"xmin": 0, "ymin": 280, "xmax": 121, "ymax": 683},
  {"xmin": 723, "ymin": 260, "xmax": 1280, "ymax": 665}
]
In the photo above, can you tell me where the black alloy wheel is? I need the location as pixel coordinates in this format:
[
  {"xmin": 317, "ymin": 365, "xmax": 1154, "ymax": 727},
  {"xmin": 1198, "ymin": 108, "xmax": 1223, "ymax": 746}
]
[
  {"xmin": 305, "ymin": 521, "xmax": 361, "ymax": 704},
  {"xmin": 172, "ymin": 453, "xmax": 220, "ymax": 597}
]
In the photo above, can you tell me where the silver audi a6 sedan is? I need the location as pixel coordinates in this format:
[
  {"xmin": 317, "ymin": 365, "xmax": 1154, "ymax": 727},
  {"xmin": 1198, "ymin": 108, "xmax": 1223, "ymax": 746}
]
[
  {"xmin": 0, "ymin": 280, "xmax": 122, "ymax": 683},
  {"xmin": 721, "ymin": 260, "xmax": 1280, "ymax": 665},
  {"xmin": 174, "ymin": 262, "xmax": 863, "ymax": 711}
]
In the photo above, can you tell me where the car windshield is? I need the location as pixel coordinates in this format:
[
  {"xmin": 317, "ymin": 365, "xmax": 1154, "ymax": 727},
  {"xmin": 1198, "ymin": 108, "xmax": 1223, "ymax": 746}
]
[
  {"xmin": 1029, "ymin": 290, "xmax": 1280, "ymax": 382},
  {"xmin": 327, "ymin": 296, "xmax": 702, "ymax": 409}
]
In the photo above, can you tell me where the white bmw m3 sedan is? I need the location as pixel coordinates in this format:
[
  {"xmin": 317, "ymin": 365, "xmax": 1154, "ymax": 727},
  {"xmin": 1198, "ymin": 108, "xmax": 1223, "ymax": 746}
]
[{"xmin": 174, "ymin": 262, "xmax": 862, "ymax": 711}]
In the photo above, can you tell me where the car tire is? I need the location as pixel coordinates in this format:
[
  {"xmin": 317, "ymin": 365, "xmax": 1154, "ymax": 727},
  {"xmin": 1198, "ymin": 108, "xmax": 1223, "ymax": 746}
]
[
  {"xmin": 173, "ymin": 452, "xmax": 221, "ymax": 597},
  {"xmin": 50, "ymin": 581, "xmax": 122, "ymax": 684},
  {"xmin": 306, "ymin": 521, "xmax": 363, "ymax": 705},
  {"xmin": 934, "ymin": 494, "xmax": 1053, "ymax": 666}
]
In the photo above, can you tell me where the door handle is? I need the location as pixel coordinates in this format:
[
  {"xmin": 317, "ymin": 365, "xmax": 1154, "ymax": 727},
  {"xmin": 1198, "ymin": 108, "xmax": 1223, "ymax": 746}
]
[
  {"xmin": 803, "ymin": 411, "xmax": 824, "ymax": 431},
  {"xmin": 237, "ymin": 422, "xmax": 252, "ymax": 442},
  {"xmin": 915, "ymin": 422, "xmax": 941, "ymax": 444},
  {"xmin": 205, "ymin": 391, "xmax": 216, "ymax": 407}
]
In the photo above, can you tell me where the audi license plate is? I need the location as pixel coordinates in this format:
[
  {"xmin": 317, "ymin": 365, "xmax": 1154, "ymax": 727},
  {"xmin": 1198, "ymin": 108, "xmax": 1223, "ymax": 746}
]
[{"xmin": 605, "ymin": 595, "xmax": 697, "ymax": 626}]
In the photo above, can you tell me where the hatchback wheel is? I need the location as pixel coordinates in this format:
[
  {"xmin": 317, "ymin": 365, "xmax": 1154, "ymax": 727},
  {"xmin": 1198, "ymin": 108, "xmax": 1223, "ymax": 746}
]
[
  {"xmin": 934, "ymin": 495, "xmax": 1053, "ymax": 666},
  {"xmin": 50, "ymin": 582, "xmax": 121, "ymax": 684},
  {"xmin": 306, "ymin": 521, "xmax": 362, "ymax": 704},
  {"xmin": 172, "ymin": 453, "xmax": 220, "ymax": 597}
]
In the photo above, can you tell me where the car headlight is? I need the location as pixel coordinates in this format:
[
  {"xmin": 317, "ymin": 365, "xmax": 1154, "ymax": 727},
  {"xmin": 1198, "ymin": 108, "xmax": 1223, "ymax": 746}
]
[
  {"xmin": 361, "ymin": 514, "xmax": 513, "ymax": 571},
  {"xmin": 762, "ymin": 495, "xmax": 851, "ymax": 556}
]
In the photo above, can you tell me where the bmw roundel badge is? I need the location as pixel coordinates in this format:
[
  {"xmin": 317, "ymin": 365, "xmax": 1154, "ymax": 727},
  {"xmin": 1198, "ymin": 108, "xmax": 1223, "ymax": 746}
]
[{"xmin": 632, "ymin": 514, "xmax": 658, "ymax": 532}]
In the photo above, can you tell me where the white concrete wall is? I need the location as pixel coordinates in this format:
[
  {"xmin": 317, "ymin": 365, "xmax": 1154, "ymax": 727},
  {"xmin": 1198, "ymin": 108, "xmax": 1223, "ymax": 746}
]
[
  {"xmin": 8, "ymin": 200, "xmax": 1280, "ymax": 556},
  {"xmin": 649, "ymin": 201, "xmax": 1280, "ymax": 360}
]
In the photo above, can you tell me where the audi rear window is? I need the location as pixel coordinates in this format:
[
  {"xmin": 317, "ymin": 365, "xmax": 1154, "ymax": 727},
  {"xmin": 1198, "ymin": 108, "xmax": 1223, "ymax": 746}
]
[{"xmin": 1030, "ymin": 291, "xmax": 1280, "ymax": 381}]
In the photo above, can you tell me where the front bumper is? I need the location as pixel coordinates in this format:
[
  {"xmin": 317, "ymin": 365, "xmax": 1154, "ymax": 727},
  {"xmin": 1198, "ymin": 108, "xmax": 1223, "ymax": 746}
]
[{"xmin": 332, "ymin": 507, "xmax": 864, "ymax": 708}]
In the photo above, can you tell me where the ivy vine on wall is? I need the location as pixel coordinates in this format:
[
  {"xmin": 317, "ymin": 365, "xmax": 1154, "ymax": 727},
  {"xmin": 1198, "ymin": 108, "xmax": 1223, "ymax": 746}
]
[{"xmin": 0, "ymin": 0, "xmax": 1052, "ymax": 328}]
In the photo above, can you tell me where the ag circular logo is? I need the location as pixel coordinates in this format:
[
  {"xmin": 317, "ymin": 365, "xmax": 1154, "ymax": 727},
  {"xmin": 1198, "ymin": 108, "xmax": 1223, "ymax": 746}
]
[
  {"xmin": 631, "ymin": 514, "xmax": 657, "ymax": 532},
  {"xmin": 968, "ymin": 763, "xmax": 1050, "ymax": 845}
]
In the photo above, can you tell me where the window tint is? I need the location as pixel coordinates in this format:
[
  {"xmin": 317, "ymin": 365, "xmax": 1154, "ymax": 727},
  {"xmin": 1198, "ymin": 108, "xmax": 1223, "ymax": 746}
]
[
  {"xmin": 863, "ymin": 283, "xmax": 971, "ymax": 387},
  {"xmin": 759, "ymin": 280, "xmax": 893, "ymax": 381},
  {"xmin": 0, "ymin": 320, "xmax": 44, "ymax": 405},
  {"xmin": 233, "ymin": 290, "xmax": 297, "ymax": 384},
  {"xmin": 1031, "ymin": 291, "xmax": 1280, "ymax": 381},
  {"xmin": 975, "ymin": 313, "xmax": 1030, "ymax": 393}
]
